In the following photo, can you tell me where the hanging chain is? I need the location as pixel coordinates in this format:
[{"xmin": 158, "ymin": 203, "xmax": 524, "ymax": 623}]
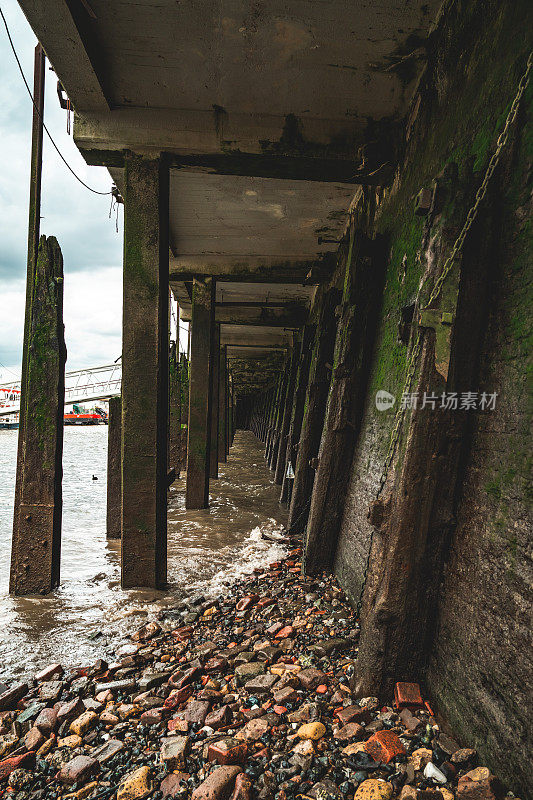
[
  {"xmin": 355, "ymin": 52, "xmax": 532, "ymax": 620},
  {"xmin": 425, "ymin": 51, "xmax": 531, "ymax": 309}
]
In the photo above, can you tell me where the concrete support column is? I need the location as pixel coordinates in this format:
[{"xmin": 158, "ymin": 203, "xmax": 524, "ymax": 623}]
[
  {"xmin": 186, "ymin": 278, "xmax": 216, "ymax": 508},
  {"xmin": 218, "ymin": 345, "xmax": 227, "ymax": 463},
  {"xmin": 209, "ymin": 324, "xmax": 220, "ymax": 478},
  {"xmin": 169, "ymin": 341, "xmax": 181, "ymax": 476},
  {"xmin": 122, "ymin": 154, "xmax": 169, "ymax": 589},
  {"xmin": 106, "ymin": 395, "xmax": 122, "ymax": 539},
  {"xmin": 10, "ymin": 236, "xmax": 66, "ymax": 595}
]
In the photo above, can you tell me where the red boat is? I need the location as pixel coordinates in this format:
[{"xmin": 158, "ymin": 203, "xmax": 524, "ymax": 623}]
[{"xmin": 64, "ymin": 404, "xmax": 108, "ymax": 425}]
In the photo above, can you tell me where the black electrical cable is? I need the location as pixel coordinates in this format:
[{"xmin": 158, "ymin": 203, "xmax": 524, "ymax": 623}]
[{"xmin": 0, "ymin": 6, "xmax": 113, "ymax": 196}]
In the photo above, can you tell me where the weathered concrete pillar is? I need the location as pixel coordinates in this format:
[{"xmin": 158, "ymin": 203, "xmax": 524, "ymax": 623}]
[
  {"xmin": 275, "ymin": 343, "xmax": 299, "ymax": 485},
  {"xmin": 106, "ymin": 395, "xmax": 122, "ymax": 539},
  {"xmin": 288, "ymin": 288, "xmax": 340, "ymax": 528},
  {"xmin": 218, "ymin": 345, "xmax": 227, "ymax": 463},
  {"xmin": 281, "ymin": 325, "xmax": 315, "ymax": 504},
  {"xmin": 186, "ymin": 278, "xmax": 216, "ymax": 508},
  {"xmin": 10, "ymin": 236, "xmax": 66, "ymax": 595},
  {"xmin": 169, "ymin": 341, "xmax": 181, "ymax": 476},
  {"xmin": 122, "ymin": 154, "xmax": 169, "ymax": 589},
  {"xmin": 209, "ymin": 324, "xmax": 220, "ymax": 478},
  {"xmin": 180, "ymin": 353, "xmax": 188, "ymax": 470}
]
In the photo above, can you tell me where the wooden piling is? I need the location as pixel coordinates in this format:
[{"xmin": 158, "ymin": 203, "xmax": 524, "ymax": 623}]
[
  {"xmin": 122, "ymin": 154, "xmax": 169, "ymax": 589},
  {"xmin": 304, "ymin": 229, "xmax": 386, "ymax": 575},
  {"xmin": 281, "ymin": 325, "xmax": 315, "ymax": 504},
  {"xmin": 288, "ymin": 288, "xmax": 340, "ymax": 528},
  {"xmin": 275, "ymin": 342, "xmax": 299, "ymax": 485},
  {"xmin": 186, "ymin": 277, "xmax": 216, "ymax": 508},
  {"xmin": 106, "ymin": 395, "xmax": 122, "ymax": 539},
  {"xmin": 10, "ymin": 236, "xmax": 66, "ymax": 595}
]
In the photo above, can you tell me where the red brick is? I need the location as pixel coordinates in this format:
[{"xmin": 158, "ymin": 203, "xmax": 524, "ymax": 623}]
[
  {"xmin": 208, "ymin": 738, "xmax": 248, "ymax": 766},
  {"xmin": 236, "ymin": 595, "xmax": 259, "ymax": 612},
  {"xmin": 393, "ymin": 682, "xmax": 424, "ymax": 710},
  {"xmin": 0, "ymin": 752, "xmax": 35, "ymax": 782},
  {"xmin": 228, "ymin": 773, "xmax": 252, "ymax": 800},
  {"xmin": 364, "ymin": 730, "xmax": 406, "ymax": 763},
  {"xmin": 191, "ymin": 766, "xmax": 242, "ymax": 800},
  {"xmin": 165, "ymin": 685, "xmax": 194, "ymax": 708}
]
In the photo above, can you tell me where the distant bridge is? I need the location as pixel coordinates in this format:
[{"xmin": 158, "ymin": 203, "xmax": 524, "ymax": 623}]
[{"xmin": 0, "ymin": 362, "xmax": 121, "ymax": 416}]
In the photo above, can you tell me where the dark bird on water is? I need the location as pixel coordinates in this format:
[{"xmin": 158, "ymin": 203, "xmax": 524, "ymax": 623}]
[{"xmin": 92, "ymin": 475, "xmax": 98, "ymax": 480}]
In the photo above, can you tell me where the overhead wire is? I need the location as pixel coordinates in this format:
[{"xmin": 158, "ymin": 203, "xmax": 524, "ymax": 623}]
[
  {"xmin": 0, "ymin": 360, "xmax": 19, "ymax": 378},
  {"xmin": 0, "ymin": 6, "xmax": 113, "ymax": 197}
]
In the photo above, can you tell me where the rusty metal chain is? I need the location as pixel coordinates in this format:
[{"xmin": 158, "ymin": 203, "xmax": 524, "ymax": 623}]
[
  {"xmin": 424, "ymin": 50, "xmax": 532, "ymax": 309},
  {"xmin": 355, "ymin": 52, "xmax": 531, "ymax": 620}
]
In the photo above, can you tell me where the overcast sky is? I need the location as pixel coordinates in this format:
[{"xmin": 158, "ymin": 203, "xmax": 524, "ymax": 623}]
[{"xmin": 0, "ymin": 0, "xmax": 124, "ymax": 382}]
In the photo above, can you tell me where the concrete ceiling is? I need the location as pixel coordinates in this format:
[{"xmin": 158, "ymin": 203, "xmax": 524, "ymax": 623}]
[{"xmin": 18, "ymin": 0, "xmax": 442, "ymax": 353}]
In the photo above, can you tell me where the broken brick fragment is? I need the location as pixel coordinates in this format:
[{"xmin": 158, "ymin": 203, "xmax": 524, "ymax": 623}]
[{"xmin": 364, "ymin": 730, "xmax": 406, "ymax": 763}]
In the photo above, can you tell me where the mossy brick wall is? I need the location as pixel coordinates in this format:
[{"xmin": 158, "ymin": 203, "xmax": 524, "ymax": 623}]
[{"xmin": 332, "ymin": 0, "xmax": 532, "ymax": 793}]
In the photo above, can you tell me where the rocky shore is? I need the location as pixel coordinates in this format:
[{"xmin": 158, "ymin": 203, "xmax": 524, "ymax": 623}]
[{"xmin": 0, "ymin": 548, "xmax": 512, "ymax": 800}]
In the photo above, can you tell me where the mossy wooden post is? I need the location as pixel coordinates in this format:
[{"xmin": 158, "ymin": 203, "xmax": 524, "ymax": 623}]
[
  {"xmin": 281, "ymin": 324, "xmax": 315, "ymax": 504},
  {"xmin": 169, "ymin": 340, "xmax": 181, "ymax": 476},
  {"xmin": 218, "ymin": 345, "xmax": 227, "ymax": 463},
  {"xmin": 265, "ymin": 376, "xmax": 281, "ymax": 461},
  {"xmin": 10, "ymin": 236, "xmax": 66, "ymax": 595},
  {"xmin": 305, "ymin": 225, "xmax": 385, "ymax": 575},
  {"xmin": 209, "ymin": 324, "xmax": 220, "ymax": 478},
  {"xmin": 288, "ymin": 288, "xmax": 340, "ymax": 528},
  {"xmin": 106, "ymin": 395, "xmax": 122, "ymax": 539},
  {"xmin": 275, "ymin": 342, "xmax": 299, "ymax": 485},
  {"xmin": 269, "ymin": 364, "xmax": 288, "ymax": 471},
  {"xmin": 122, "ymin": 154, "xmax": 169, "ymax": 589},
  {"xmin": 186, "ymin": 277, "xmax": 216, "ymax": 508}
]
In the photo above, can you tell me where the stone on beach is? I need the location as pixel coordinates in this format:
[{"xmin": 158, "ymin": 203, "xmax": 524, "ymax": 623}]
[{"xmin": 0, "ymin": 547, "xmax": 513, "ymax": 800}]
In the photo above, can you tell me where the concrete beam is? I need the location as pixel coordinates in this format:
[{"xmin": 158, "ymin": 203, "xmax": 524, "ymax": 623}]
[
  {"xmin": 170, "ymin": 257, "xmax": 331, "ymax": 285},
  {"xmin": 179, "ymin": 304, "xmax": 308, "ymax": 328},
  {"xmin": 220, "ymin": 325, "xmax": 294, "ymax": 348},
  {"xmin": 18, "ymin": 0, "xmax": 110, "ymax": 112},
  {"xmin": 122, "ymin": 154, "xmax": 169, "ymax": 589},
  {"xmin": 75, "ymin": 108, "xmax": 360, "ymax": 171}
]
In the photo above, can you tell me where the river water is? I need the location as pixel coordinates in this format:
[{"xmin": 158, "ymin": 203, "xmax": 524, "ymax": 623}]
[{"xmin": 0, "ymin": 428, "xmax": 286, "ymax": 682}]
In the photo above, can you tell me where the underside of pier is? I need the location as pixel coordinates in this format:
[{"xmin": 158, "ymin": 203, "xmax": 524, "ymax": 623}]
[{"xmin": 15, "ymin": 0, "xmax": 532, "ymax": 794}]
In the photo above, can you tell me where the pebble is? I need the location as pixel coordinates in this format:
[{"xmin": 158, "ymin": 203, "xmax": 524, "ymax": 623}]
[
  {"xmin": 192, "ymin": 765, "xmax": 242, "ymax": 800},
  {"xmin": 298, "ymin": 721, "xmax": 326, "ymax": 740},
  {"xmin": 0, "ymin": 548, "xmax": 512, "ymax": 800},
  {"xmin": 354, "ymin": 779, "xmax": 393, "ymax": 800},
  {"xmin": 117, "ymin": 765, "xmax": 153, "ymax": 800}
]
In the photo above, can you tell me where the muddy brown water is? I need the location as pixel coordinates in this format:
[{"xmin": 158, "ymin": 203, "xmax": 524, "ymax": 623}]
[{"xmin": 0, "ymin": 428, "xmax": 286, "ymax": 682}]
